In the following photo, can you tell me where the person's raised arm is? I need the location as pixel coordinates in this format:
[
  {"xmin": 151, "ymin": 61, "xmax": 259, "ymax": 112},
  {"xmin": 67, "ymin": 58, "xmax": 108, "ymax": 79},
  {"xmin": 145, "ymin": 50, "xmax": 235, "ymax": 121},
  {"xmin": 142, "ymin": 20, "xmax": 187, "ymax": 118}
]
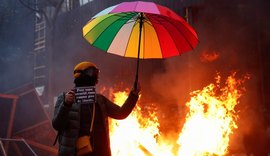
[{"xmin": 105, "ymin": 83, "xmax": 141, "ymax": 119}]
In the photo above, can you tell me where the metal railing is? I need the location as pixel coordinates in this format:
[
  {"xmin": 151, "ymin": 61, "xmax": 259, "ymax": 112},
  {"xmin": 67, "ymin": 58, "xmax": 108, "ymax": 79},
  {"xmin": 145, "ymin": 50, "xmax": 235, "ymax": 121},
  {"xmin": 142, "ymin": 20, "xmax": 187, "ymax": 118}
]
[{"xmin": 0, "ymin": 138, "xmax": 37, "ymax": 156}]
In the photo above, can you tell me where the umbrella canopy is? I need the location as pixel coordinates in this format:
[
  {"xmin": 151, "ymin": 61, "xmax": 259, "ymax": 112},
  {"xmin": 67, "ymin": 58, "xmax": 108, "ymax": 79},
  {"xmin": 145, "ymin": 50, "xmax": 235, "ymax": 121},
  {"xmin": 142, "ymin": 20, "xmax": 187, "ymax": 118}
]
[
  {"xmin": 82, "ymin": 1, "xmax": 199, "ymax": 88},
  {"xmin": 82, "ymin": 1, "xmax": 198, "ymax": 59}
]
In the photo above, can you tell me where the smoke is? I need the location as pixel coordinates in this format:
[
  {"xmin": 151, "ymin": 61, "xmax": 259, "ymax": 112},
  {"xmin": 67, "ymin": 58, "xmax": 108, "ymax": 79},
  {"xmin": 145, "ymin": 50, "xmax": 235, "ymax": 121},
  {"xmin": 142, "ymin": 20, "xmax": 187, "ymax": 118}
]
[
  {"xmin": 149, "ymin": 0, "xmax": 270, "ymax": 153},
  {"xmin": 0, "ymin": 0, "xmax": 34, "ymax": 92}
]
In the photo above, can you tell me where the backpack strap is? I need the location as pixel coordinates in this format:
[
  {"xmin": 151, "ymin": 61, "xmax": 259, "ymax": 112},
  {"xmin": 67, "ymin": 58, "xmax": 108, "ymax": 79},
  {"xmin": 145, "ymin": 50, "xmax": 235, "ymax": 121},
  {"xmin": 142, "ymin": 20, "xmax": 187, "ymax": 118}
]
[{"xmin": 90, "ymin": 103, "xmax": 96, "ymax": 134}]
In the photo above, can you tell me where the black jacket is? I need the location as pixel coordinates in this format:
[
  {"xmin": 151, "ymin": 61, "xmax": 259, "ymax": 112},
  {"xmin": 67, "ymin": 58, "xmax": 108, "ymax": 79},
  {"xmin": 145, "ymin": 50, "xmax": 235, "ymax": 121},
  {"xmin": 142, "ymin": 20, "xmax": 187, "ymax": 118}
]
[{"xmin": 52, "ymin": 92, "xmax": 139, "ymax": 156}]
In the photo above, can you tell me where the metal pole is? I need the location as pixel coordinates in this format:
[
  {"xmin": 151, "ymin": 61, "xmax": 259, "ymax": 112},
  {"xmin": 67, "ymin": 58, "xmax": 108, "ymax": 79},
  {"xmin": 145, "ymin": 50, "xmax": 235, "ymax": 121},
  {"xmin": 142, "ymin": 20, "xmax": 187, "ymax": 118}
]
[
  {"xmin": 134, "ymin": 12, "xmax": 143, "ymax": 90},
  {"xmin": 0, "ymin": 138, "xmax": 37, "ymax": 156},
  {"xmin": 22, "ymin": 139, "xmax": 38, "ymax": 156},
  {"xmin": 0, "ymin": 140, "xmax": 7, "ymax": 156}
]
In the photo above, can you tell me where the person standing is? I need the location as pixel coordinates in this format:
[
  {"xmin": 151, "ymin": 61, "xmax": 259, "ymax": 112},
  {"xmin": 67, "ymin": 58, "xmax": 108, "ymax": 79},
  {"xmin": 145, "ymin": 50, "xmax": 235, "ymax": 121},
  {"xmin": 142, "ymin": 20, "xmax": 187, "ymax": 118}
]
[{"xmin": 52, "ymin": 61, "xmax": 140, "ymax": 156}]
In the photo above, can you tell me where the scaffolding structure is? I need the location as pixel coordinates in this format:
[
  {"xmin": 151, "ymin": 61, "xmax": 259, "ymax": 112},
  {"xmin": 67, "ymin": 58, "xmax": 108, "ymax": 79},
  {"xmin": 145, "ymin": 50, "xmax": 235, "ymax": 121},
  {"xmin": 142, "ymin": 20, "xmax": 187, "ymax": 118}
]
[
  {"xmin": 31, "ymin": 0, "xmax": 90, "ymax": 108},
  {"xmin": 33, "ymin": 1, "xmax": 48, "ymax": 107}
]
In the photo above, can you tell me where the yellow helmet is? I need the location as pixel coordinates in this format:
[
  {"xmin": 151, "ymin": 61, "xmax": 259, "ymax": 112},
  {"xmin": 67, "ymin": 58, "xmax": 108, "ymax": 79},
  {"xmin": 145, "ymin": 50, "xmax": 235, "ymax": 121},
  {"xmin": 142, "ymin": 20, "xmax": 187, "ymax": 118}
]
[{"xmin": 73, "ymin": 61, "xmax": 98, "ymax": 78}]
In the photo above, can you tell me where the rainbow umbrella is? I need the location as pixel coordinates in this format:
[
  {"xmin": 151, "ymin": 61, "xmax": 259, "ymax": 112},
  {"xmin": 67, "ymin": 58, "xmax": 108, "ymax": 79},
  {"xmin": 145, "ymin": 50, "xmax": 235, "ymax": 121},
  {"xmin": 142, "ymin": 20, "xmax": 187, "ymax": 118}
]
[{"xmin": 82, "ymin": 1, "xmax": 198, "ymax": 88}]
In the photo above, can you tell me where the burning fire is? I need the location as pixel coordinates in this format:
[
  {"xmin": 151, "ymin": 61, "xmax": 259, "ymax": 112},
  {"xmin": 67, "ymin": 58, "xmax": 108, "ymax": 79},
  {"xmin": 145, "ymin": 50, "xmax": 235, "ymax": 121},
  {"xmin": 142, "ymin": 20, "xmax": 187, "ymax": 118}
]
[
  {"xmin": 109, "ymin": 73, "xmax": 248, "ymax": 156},
  {"xmin": 109, "ymin": 91, "xmax": 173, "ymax": 156},
  {"xmin": 177, "ymin": 73, "xmax": 248, "ymax": 155}
]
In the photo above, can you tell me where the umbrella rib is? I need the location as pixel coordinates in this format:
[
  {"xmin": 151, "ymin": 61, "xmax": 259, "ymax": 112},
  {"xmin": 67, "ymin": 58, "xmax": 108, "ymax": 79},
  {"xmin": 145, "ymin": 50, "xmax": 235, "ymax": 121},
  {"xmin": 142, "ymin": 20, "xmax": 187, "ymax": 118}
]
[
  {"xmin": 160, "ymin": 15, "xmax": 196, "ymax": 53},
  {"xmin": 152, "ymin": 14, "xmax": 197, "ymax": 41},
  {"xmin": 85, "ymin": 12, "xmax": 134, "ymax": 39},
  {"xmin": 156, "ymin": 17, "xmax": 181, "ymax": 54},
  {"xmin": 84, "ymin": 15, "xmax": 113, "ymax": 39},
  {"xmin": 92, "ymin": 13, "xmax": 136, "ymax": 46},
  {"xmin": 121, "ymin": 13, "xmax": 140, "ymax": 57},
  {"xmin": 123, "ymin": 17, "xmax": 139, "ymax": 58},
  {"xmin": 146, "ymin": 14, "xmax": 179, "ymax": 57},
  {"xmin": 145, "ymin": 14, "xmax": 198, "ymax": 49},
  {"xmin": 144, "ymin": 18, "xmax": 164, "ymax": 58},
  {"xmin": 111, "ymin": 13, "xmax": 137, "ymax": 21},
  {"xmin": 142, "ymin": 17, "xmax": 145, "ymax": 59},
  {"xmin": 126, "ymin": 20, "xmax": 136, "ymax": 24}
]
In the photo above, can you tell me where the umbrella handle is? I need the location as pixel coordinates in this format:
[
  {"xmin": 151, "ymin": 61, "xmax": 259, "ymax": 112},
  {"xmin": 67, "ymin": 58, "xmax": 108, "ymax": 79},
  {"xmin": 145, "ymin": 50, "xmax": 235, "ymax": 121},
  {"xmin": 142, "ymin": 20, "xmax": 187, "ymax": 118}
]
[
  {"xmin": 134, "ymin": 72, "xmax": 138, "ymax": 90},
  {"xmin": 133, "ymin": 12, "xmax": 143, "ymax": 91}
]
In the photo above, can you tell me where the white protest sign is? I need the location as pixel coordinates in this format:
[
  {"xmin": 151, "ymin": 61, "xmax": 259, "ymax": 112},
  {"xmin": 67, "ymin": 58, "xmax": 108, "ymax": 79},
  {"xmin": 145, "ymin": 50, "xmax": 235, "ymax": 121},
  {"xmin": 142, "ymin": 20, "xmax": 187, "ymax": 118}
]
[{"xmin": 75, "ymin": 86, "xmax": 96, "ymax": 104}]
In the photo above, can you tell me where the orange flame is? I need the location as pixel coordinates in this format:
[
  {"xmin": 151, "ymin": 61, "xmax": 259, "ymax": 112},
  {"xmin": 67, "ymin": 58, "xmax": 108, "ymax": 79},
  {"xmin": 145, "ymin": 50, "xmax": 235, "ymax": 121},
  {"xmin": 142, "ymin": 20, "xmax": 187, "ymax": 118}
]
[
  {"xmin": 177, "ymin": 73, "xmax": 248, "ymax": 155},
  {"xmin": 109, "ymin": 91, "xmax": 173, "ymax": 156},
  {"xmin": 109, "ymin": 73, "xmax": 248, "ymax": 156}
]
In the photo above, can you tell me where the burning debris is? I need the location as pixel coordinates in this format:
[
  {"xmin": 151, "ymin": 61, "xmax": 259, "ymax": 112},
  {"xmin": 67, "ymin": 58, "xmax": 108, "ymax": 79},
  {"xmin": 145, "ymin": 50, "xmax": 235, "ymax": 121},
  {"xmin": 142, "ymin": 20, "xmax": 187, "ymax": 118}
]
[
  {"xmin": 108, "ymin": 72, "xmax": 249, "ymax": 156},
  {"xmin": 200, "ymin": 50, "xmax": 220, "ymax": 63}
]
